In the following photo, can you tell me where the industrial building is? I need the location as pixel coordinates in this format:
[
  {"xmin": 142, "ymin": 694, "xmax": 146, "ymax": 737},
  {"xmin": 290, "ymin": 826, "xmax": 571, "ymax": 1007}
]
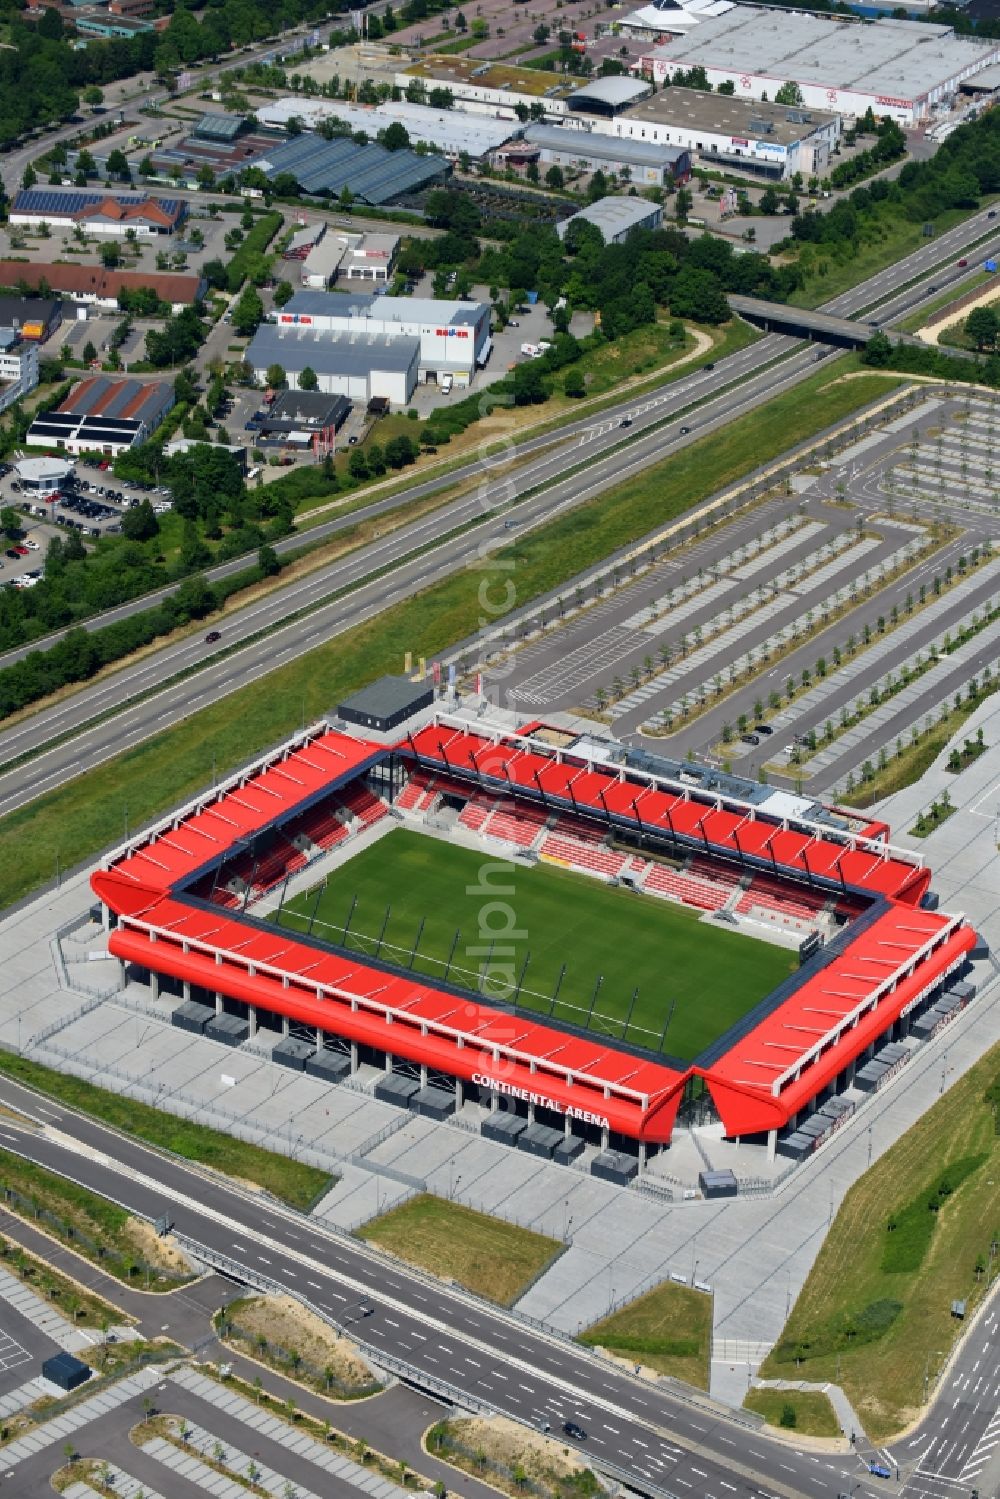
[
  {"xmin": 256, "ymin": 133, "xmax": 447, "ymax": 205},
  {"xmin": 396, "ymin": 56, "xmax": 579, "ymax": 120},
  {"xmin": 0, "ymin": 331, "xmax": 39, "ymax": 416},
  {"xmin": 256, "ymin": 97, "xmax": 518, "ymax": 162},
  {"xmin": 9, "ymin": 188, "xmax": 185, "ymax": 237},
  {"xmin": 636, "ymin": 8, "xmax": 1000, "ymax": 123},
  {"xmin": 26, "ymin": 376, "xmax": 174, "ymax": 456},
  {"xmin": 300, "ymin": 230, "xmax": 400, "ymax": 289},
  {"xmin": 274, "ymin": 290, "xmax": 492, "ymax": 385},
  {"xmin": 0, "ymin": 295, "xmax": 61, "ymax": 342},
  {"xmin": 556, "ymin": 196, "xmax": 663, "ymax": 244},
  {"xmin": 592, "ymin": 87, "xmax": 842, "ymax": 180},
  {"xmin": 503, "ymin": 123, "xmax": 690, "ymax": 187},
  {"xmin": 618, "ymin": 0, "xmax": 734, "ymax": 39},
  {"xmin": 247, "ymin": 390, "xmax": 351, "ymax": 455},
  {"xmin": 0, "ymin": 262, "xmax": 206, "ymax": 314},
  {"xmin": 245, "ymin": 325, "xmax": 421, "ymax": 405}
]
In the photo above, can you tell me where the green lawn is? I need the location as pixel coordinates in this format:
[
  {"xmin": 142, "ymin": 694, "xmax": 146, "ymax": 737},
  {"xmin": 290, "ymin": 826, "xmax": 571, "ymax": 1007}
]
[
  {"xmin": 579, "ymin": 1281, "xmax": 712, "ymax": 1389},
  {"xmin": 274, "ymin": 830, "xmax": 792, "ymax": 1062},
  {"xmin": 0, "ymin": 359, "xmax": 902, "ymax": 915},
  {"xmin": 0, "ymin": 1052, "xmax": 331, "ymax": 1211},
  {"xmin": 743, "ymin": 1388, "xmax": 841, "ymax": 1438},
  {"xmin": 759, "ymin": 1039, "xmax": 1000, "ymax": 1439},
  {"xmin": 356, "ymin": 1193, "xmax": 560, "ymax": 1305}
]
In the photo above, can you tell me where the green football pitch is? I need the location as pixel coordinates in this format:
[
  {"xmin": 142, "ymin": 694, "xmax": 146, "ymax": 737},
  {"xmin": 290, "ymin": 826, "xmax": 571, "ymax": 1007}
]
[{"xmin": 272, "ymin": 830, "xmax": 795, "ymax": 1064}]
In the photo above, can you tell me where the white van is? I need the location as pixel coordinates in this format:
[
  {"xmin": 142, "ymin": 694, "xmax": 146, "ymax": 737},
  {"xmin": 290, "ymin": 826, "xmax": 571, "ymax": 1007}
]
[{"xmin": 440, "ymin": 373, "xmax": 453, "ymax": 394}]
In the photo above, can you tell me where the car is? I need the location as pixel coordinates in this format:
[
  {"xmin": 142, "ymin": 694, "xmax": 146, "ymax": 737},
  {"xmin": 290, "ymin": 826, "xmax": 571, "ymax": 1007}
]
[
  {"xmin": 754, "ymin": 723, "xmax": 773, "ymax": 735},
  {"xmin": 348, "ymin": 435, "xmax": 359, "ymax": 445},
  {"xmin": 562, "ymin": 1423, "xmax": 587, "ymax": 1441},
  {"xmin": 704, "ymin": 361, "xmax": 715, "ymax": 371},
  {"xmin": 958, "ymin": 257, "xmax": 968, "ymax": 267},
  {"xmin": 508, "ymin": 318, "xmax": 520, "ymax": 328},
  {"xmin": 619, "ymin": 416, "xmax": 632, "ymax": 428},
  {"xmin": 205, "ymin": 630, "xmax": 221, "ymax": 644},
  {"xmin": 989, "ymin": 210, "xmax": 997, "ymax": 219},
  {"xmin": 24, "ymin": 539, "xmax": 39, "ymax": 551},
  {"xmin": 679, "ymin": 425, "xmax": 691, "ymax": 435},
  {"xmin": 13, "ymin": 544, "xmax": 28, "ymax": 556},
  {"xmin": 868, "ymin": 1463, "xmax": 892, "ymax": 1479},
  {"xmin": 740, "ymin": 732, "xmax": 760, "ymax": 745}
]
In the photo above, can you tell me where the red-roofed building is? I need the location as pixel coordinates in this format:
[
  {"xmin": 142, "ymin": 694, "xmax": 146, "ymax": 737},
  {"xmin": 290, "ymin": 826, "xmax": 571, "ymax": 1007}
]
[{"xmin": 92, "ymin": 717, "xmax": 978, "ymax": 1171}]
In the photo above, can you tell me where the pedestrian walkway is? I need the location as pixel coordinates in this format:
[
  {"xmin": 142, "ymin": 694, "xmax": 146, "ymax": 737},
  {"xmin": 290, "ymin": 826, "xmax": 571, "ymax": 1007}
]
[
  {"xmin": 0, "ymin": 1264, "xmax": 87, "ymax": 1352},
  {"xmin": 0, "ymin": 1365, "xmax": 164, "ymax": 1470}
]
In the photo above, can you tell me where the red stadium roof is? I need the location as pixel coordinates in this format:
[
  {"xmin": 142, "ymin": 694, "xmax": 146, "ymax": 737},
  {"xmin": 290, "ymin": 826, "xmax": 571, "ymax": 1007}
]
[{"xmin": 94, "ymin": 720, "xmax": 974, "ymax": 1146}]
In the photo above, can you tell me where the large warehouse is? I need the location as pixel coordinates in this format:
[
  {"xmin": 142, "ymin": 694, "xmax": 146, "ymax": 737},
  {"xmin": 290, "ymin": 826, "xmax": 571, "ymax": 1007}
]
[
  {"xmin": 588, "ymin": 87, "xmax": 842, "ymax": 180},
  {"xmin": 507, "ymin": 123, "xmax": 691, "ymax": 187},
  {"xmin": 274, "ymin": 290, "xmax": 492, "ymax": 385},
  {"xmin": 94, "ymin": 715, "xmax": 978, "ymax": 1174},
  {"xmin": 636, "ymin": 8, "xmax": 1000, "ymax": 122},
  {"xmin": 244, "ymin": 325, "xmax": 420, "ymax": 404},
  {"xmin": 256, "ymin": 97, "xmax": 518, "ymax": 163},
  {"xmin": 255, "ymin": 133, "xmax": 448, "ymax": 205},
  {"xmin": 556, "ymin": 196, "xmax": 664, "ymax": 243}
]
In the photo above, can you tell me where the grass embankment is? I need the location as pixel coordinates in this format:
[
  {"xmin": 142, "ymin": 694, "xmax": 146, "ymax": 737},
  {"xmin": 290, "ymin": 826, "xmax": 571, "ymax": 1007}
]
[
  {"xmin": 427, "ymin": 1416, "xmax": 601, "ymax": 1499},
  {"xmin": 743, "ymin": 1388, "xmax": 841, "ymax": 1437},
  {"xmin": 896, "ymin": 271, "xmax": 993, "ymax": 334},
  {"xmin": 790, "ymin": 203, "xmax": 999, "ymax": 310},
  {"xmin": 357, "ymin": 1194, "xmax": 560, "ymax": 1306},
  {"xmin": 759, "ymin": 1041, "xmax": 1000, "ymax": 1438},
  {"xmin": 578, "ymin": 1281, "xmax": 712, "ymax": 1390},
  {"xmin": 0, "ymin": 1053, "xmax": 330, "ymax": 1211},
  {"xmin": 278, "ymin": 832, "xmax": 791, "ymax": 1061},
  {"xmin": 0, "ymin": 1231, "xmax": 125, "ymax": 1327},
  {"xmin": 0, "ymin": 360, "xmax": 902, "ymax": 913},
  {"xmin": 216, "ymin": 1293, "xmax": 382, "ymax": 1399}
]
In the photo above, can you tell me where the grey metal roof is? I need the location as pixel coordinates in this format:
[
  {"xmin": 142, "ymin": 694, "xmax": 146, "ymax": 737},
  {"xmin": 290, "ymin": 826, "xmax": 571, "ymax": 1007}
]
[
  {"xmin": 644, "ymin": 9, "xmax": 1000, "ymax": 99},
  {"xmin": 257, "ymin": 134, "xmax": 447, "ymax": 204},
  {"xmin": 524, "ymin": 124, "xmax": 687, "ymax": 168},
  {"xmin": 339, "ymin": 674, "xmax": 432, "ymax": 719},
  {"xmin": 193, "ymin": 112, "xmax": 245, "ymax": 140},
  {"xmin": 0, "ymin": 295, "xmax": 60, "ymax": 328},
  {"xmin": 282, "ymin": 290, "xmax": 487, "ymax": 328},
  {"xmin": 266, "ymin": 390, "xmax": 351, "ymax": 427},
  {"xmin": 566, "ymin": 76, "xmax": 653, "ymax": 108},
  {"xmin": 246, "ymin": 325, "xmax": 420, "ymax": 375},
  {"xmin": 257, "ymin": 98, "xmax": 519, "ymax": 158},
  {"xmin": 556, "ymin": 196, "xmax": 663, "ymax": 240}
]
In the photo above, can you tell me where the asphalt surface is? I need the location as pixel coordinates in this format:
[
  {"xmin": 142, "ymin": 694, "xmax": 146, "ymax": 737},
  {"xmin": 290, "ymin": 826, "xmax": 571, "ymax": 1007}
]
[{"xmin": 0, "ymin": 1075, "xmax": 907, "ymax": 1499}]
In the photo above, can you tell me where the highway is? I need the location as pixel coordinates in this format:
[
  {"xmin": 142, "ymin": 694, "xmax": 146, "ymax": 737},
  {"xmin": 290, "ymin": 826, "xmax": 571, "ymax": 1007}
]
[
  {"xmin": 0, "ymin": 1073, "xmax": 903, "ymax": 1499},
  {"xmin": 2, "ymin": 207, "xmax": 999, "ymax": 822}
]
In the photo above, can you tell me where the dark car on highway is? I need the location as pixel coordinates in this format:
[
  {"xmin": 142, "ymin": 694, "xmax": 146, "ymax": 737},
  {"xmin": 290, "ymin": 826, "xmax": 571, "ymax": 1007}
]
[
  {"xmin": 562, "ymin": 1422, "xmax": 587, "ymax": 1441},
  {"xmin": 205, "ymin": 630, "xmax": 221, "ymax": 644}
]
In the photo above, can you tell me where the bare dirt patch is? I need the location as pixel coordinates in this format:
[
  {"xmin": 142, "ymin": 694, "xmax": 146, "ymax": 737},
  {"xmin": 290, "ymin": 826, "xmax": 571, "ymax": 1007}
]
[{"xmin": 220, "ymin": 1293, "xmax": 378, "ymax": 1394}]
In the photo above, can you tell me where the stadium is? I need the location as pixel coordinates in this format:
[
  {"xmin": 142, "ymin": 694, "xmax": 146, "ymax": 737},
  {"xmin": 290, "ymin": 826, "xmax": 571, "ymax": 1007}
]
[{"xmin": 92, "ymin": 714, "xmax": 978, "ymax": 1176}]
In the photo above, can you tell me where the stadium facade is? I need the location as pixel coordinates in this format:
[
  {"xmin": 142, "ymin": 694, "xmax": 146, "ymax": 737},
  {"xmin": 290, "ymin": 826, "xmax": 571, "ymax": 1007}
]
[{"xmin": 93, "ymin": 717, "xmax": 977, "ymax": 1168}]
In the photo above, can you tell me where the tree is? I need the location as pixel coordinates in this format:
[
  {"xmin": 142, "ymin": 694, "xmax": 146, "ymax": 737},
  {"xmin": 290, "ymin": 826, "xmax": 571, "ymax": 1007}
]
[
  {"xmin": 258, "ymin": 544, "xmax": 281, "ymax": 576},
  {"xmin": 670, "ymin": 267, "xmax": 729, "ymax": 324},
  {"xmin": 121, "ymin": 498, "xmax": 159, "ymax": 542},
  {"xmin": 966, "ymin": 306, "xmax": 1000, "ymax": 350},
  {"xmin": 83, "ymin": 340, "xmax": 97, "ymax": 364},
  {"xmin": 83, "ymin": 85, "xmax": 104, "ymax": 108},
  {"xmin": 564, "ymin": 368, "xmax": 585, "ymax": 398},
  {"xmin": 380, "ymin": 121, "xmax": 410, "ymax": 152},
  {"xmin": 106, "ymin": 148, "xmax": 131, "ymax": 183},
  {"xmin": 297, "ymin": 365, "xmax": 318, "ymax": 391},
  {"xmin": 545, "ymin": 165, "xmax": 564, "ymax": 190},
  {"xmin": 759, "ymin": 187, "xmax": 781, "ymax": 216},
  {"xmin": 231, "ymin": 284, "xmax": 264, "ymax": 337},
  {"xmin": 272, "ymin": 280, "xmax": 294, "ymax": 308},
  {"xmin": 21, "ymin": 164, "xmax": 36, "ymax": 191},
  {"xmin": 100, "ymin": 241, "xmax": 121, "ymax": 269},
  {"xmin": 0, "ymin": 507, "xmax": 21, "ymax": 539},
  {"xmin": 775, "ymin": 81, "xmax": 803, "ymax": 105}
]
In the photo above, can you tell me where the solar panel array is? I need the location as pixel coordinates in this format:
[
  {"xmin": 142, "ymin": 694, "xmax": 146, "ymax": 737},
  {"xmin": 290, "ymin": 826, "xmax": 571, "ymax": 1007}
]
[
  {"xmin": 257, "ymin": 135, "xmax": 447, "ymax": 204},
  {"xmin": 12, "ymin": 189, "xmax": 184, "ymax": 218}
]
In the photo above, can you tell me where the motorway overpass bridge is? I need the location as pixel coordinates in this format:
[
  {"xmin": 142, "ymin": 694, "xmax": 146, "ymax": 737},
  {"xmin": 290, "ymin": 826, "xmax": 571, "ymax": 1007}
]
[{"xmin": 728, "ymin": 294, "xmax": 960, "ymax": 354}]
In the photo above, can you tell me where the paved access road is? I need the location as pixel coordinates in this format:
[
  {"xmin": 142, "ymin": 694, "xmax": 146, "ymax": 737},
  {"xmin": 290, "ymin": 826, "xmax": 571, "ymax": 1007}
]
[{"xmin": 0, "ymin": 1074, "xmax": 891, "ymax": 1499}]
